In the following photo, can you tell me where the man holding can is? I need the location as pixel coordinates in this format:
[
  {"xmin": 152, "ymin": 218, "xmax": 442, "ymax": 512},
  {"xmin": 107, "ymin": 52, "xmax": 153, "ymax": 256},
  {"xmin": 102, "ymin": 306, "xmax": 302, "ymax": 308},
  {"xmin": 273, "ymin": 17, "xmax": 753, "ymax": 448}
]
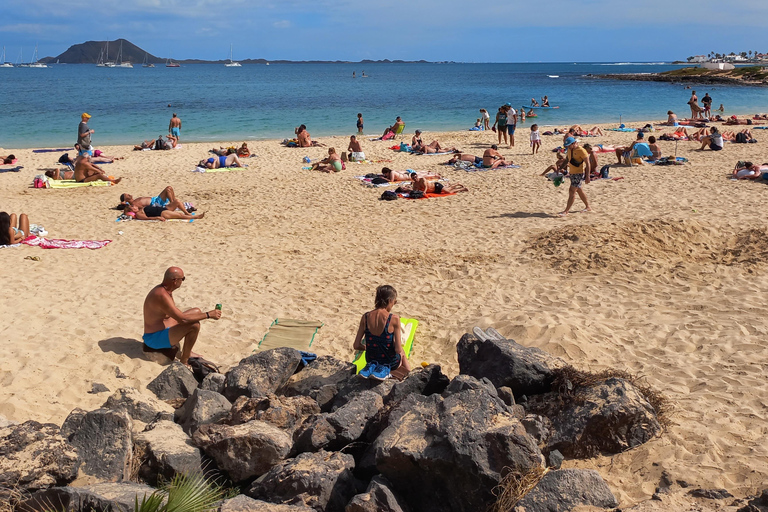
[{"xmin": 142, "ymin": 266, "xmax": 221, "ymax": 365}]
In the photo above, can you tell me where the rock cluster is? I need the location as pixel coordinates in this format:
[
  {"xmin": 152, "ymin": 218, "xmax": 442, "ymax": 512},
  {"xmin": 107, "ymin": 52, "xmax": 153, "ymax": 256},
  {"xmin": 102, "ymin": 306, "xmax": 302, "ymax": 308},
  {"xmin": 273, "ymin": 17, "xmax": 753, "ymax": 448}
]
[{"xmin": 6, "ymin": 333, "xmax": 664, "ymax": 511}]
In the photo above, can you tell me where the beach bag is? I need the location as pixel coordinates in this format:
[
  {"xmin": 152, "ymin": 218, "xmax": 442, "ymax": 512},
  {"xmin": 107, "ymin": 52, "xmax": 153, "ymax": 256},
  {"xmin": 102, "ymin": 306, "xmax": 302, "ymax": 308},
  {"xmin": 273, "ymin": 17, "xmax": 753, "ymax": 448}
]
[
  {"xmin": 371, "ymin": 177, "xmax": 389, "ymax": 185},
  {"xmin": 600, "ymin": 165, "xmax": 610, "ymax": 178},
  {"xmin": 33, "ymin": 176, "xmax": 47, "ymax": 188},
  {"xmin": 410, "ymin": 190, "xmax": 425, "ymax": 199},
  {"xmin": 187, "ymin": 357, "xmax": 220, "ymax": 384},
  {"xmin": 735, "ymin": 132, "xmax": 748, "ymax": 143},
  {"xmin": 380, "ymin": 190, "xmax": 397, "ymax": 201}
]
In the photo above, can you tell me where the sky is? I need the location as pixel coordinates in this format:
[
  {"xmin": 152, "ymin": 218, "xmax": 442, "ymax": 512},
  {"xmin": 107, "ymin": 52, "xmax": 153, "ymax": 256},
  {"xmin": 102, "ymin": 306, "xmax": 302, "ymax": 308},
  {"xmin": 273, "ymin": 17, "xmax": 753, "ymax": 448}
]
[{"xmin": 2, "ymin": 0, "xmax": 768, "ymax": 63}]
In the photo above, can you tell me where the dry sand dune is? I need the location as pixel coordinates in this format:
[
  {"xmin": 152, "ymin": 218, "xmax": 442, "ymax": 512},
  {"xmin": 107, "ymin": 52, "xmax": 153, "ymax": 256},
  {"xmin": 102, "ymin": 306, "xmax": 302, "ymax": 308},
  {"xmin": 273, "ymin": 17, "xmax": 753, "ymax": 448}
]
[{"xmin": 2, "ymin": 121, "xmax": 768, "ymax": 507}]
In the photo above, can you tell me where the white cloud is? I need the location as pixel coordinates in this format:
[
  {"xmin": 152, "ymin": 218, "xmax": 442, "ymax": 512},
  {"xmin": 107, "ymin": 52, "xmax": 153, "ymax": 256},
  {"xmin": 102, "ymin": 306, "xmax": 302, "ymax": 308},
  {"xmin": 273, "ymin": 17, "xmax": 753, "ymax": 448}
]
[{"xmin": 273, "ymin": 20, "xmax": 291, "ymax": 28}]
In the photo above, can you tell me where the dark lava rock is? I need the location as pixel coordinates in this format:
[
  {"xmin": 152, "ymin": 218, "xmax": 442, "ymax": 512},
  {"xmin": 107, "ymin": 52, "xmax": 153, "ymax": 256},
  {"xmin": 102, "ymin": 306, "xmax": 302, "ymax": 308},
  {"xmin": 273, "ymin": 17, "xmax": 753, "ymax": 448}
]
[
  {"xmin": 457, "ymin": 333, "xmax": 565, "ymax": 399},
  {"xmin": 227, "ymin": 394, "xmax": 320, "ymax": 435},
  {"xmin": 133, "ymin": 420, "xmax": 202, "ymax": 486},
  {"xmin": 218, "ymin": 494, "xmax": 315, "ymax": 511},
  {"xmin": 513, "ymin": 468, "xmax": 618, "ymax": 511},
  {"xmin": 0, "ymin": 420, "xmax": 78, "ymax": 492},
  {"xmin": 247, "ymin": 450, "xmax": 358, "ymax": 512},
  {"xmin": 524, "ymin": 377, "xmax": 662, "ymax": 458},
  {"xmin": 689, "ymin": 488, "xmax": 734, "ymax": 500},
  {"xmin": 192, "ymin": 420, "xmax": 291, "ymax": 482},
  {"xmin": 345, "ymin": 475, "xmax": 410, "ymax": 512},
  {"xmin": 147, "ymin": 362, "xmax": 199, "ymax": 400},
  {"xmin": 102, "ymin": 387, "xmax": 175, "ymax": 424},
  {"xmin": 280, "ymin": 356, "xmax": 356, "ymax": 410},
  {"xmin": 63, "ymin": 408, "xmax": 133, "ymax": 482},
  {"xmin": 18, "ymin": 482, "xmax": 159, "ymax": 512},
  {"xmin": 224, "ymin": 348, "xmax": 303, "ymax": 402},
  {"xmin": 174, "ymin": 388, "xmax": 231, "ymax": 435},
  {"xmin": 371, "ymin": 382, "xmax": 543, "ymax": 512}
]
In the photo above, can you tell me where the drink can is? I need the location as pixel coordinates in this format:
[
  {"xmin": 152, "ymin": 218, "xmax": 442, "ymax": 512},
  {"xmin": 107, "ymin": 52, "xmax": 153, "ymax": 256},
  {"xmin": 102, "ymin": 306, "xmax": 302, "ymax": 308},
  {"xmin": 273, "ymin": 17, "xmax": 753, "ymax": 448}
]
[{"xmin": 215, "ymin": 304, "xmax": 222, "ymax": 310}]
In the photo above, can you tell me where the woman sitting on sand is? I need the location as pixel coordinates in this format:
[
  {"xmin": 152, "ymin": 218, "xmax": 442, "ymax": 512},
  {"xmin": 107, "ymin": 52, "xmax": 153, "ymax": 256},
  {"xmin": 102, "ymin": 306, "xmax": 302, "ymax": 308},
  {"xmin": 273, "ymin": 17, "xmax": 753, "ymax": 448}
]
[
  {"xmin": 353, "ymin": 285, "xmax": 411, "ymax": 380},
  {"xmin": 236, "ymin": 143, "xmax": 250, "ymax": 157},
  {"xmin": 296, "ymin": 125, "xmax": 313, "ymax": 147},
  {"xmin": 199, "ymin": 153, "xmax": 243, "ymax": 169},
  {"xmin": 732, "ymin": 162, "xmax": 768, "ymax": 180},
  {"xmin": 0, "ymin": 211, "xmax": 30, "ymax": 245},
  {"xmin": 665, "ymin": 111, "xmax": 679, "ymax": 126},
  {"xmin": 310, "ymin": 148, "xmax": 343, "ymax": 173}
]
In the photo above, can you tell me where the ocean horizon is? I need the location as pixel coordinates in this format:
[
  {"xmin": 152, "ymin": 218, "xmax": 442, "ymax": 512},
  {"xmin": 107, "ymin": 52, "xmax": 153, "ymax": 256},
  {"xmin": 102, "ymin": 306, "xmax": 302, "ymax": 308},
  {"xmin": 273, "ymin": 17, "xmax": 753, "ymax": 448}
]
[{"xmin": 2, "ymin": 62, "xmax": 767, "ymax": 149}]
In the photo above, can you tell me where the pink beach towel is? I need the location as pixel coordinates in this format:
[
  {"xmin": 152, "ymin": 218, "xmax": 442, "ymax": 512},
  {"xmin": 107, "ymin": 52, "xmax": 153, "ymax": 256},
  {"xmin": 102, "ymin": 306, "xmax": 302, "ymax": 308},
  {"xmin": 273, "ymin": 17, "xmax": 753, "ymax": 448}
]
[{"xmin": 22, "ymin": 236, "xmax": 112, "ymax": 250}]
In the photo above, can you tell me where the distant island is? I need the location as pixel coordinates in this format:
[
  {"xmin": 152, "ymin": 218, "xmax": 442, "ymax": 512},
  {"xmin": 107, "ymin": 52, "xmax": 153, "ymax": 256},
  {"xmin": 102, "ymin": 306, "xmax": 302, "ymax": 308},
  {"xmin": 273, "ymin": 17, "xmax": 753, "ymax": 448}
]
[
  {"xmin": 594, "ymin": 66, "xmax": 768, "ymax": 87},
  {"xmin": 40, "ymin": 39, "xmax": 444, "ymax": 65}
]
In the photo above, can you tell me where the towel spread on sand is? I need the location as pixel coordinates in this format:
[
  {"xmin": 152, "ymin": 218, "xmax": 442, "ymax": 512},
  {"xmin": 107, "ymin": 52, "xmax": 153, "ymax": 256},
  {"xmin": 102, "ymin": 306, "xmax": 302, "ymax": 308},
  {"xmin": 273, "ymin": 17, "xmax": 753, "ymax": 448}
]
[
  {"xmin": 32, "ymin": 149, "xmax": 71, "ymax": 153},
  {"xmin": 48, "ymin": 180, "xmax": 113, "ymax": 188},
  {"xmin": 192, "ymin": 166, "xmax": 248, "ymax": 173},
  {"xmin": 606, "ymin": 128, "xmax": 638, "ymax": 132},
  {"xmin": 398, "ymin": 192, "xmax": 457, "ymax": 199},
  {"xmin": 258, "ymin": 319, "xmax": 324, "ymax": 351},
  {"xmin": 22, "ymin": 236, "xmax": 112, "ymax": 249},
  {"xmin": 354, "ymin": 175, "xmax": 395, "ymax": 187}
]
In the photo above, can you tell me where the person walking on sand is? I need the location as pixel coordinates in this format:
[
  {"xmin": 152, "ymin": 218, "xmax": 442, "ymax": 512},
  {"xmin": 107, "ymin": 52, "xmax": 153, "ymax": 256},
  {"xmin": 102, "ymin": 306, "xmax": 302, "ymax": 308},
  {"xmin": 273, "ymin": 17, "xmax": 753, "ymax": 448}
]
[
  {"xmin": 77, "ymin": 113, "xmax": 95, "ymax": 155},
  {"xmin": 169, "ymin": 113, "xmax": 182, "ymax": 141},
  {"xmin": 143, "ymin": 267, "xmax": 221, "ymax": 365},
  {"xmin": 559, "ymin": 137, "xmax": 591, "ymax": 217}
]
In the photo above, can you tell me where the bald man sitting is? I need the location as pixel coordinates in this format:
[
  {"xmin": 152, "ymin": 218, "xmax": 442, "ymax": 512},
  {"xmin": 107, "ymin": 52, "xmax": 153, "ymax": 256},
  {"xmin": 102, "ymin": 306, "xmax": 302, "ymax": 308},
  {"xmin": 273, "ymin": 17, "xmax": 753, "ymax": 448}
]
[{"xmin": 143, "ymin": 267, "xmax": 221, "ymax": 364}]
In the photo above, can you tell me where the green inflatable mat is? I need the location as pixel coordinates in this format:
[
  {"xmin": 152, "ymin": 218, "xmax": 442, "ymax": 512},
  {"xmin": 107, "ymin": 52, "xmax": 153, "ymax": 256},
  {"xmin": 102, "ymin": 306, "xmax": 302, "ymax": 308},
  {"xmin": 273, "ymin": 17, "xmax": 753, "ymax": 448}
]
[{"xmin": 353, "ymin": 318, "xmax": 417, "ymax": 373}]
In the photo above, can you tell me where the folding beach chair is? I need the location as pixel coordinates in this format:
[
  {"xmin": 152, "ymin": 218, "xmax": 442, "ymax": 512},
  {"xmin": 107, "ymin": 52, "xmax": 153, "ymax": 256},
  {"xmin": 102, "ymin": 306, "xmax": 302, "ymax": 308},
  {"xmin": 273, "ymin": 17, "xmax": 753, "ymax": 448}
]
[{"xmin": 394, "ymin": 123, "xmax": 406, "ymax": 139}]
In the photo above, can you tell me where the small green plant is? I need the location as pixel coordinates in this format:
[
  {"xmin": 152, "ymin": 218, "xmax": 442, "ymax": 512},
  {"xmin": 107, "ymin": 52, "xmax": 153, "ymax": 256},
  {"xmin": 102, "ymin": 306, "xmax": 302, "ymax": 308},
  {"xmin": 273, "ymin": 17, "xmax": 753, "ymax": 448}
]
[{"xmin": 127, "ymin": 472, "xmax": 224, "ymax": 512}]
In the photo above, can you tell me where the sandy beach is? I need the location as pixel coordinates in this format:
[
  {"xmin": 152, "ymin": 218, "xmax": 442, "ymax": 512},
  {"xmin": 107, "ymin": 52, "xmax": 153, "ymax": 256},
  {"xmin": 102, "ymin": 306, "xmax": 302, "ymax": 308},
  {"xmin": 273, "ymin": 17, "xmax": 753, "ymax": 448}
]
[{"xmin": 2, "ymin": 120, "xmax": 768, "ymax": 507}]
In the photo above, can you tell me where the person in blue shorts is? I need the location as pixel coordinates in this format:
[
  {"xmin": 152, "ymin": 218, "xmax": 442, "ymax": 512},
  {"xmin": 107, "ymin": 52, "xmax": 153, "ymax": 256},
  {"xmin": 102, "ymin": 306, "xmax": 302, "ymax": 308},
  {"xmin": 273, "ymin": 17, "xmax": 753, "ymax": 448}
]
[
  {"xmin": 143, "ymin": 267, "xmax": 221, "ymax": 364},
  {"xmin": 119, "ymin": 186, "xmax": 193, "ymax": 214},
  {"xmin": 353, "ymin": 285, "xmax": 411, "ymax": 380},
  {"xmin": 169, "ymin": 113, "xmax": 182, "ymax": 141}
]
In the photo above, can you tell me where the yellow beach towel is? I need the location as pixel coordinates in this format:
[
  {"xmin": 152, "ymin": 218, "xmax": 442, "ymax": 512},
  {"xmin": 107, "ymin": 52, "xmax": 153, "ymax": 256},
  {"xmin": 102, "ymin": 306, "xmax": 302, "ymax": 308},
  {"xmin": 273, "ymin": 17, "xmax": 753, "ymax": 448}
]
[{"xmin": 49, "ymin": 179, "xmax": 112, "ymax": 188}]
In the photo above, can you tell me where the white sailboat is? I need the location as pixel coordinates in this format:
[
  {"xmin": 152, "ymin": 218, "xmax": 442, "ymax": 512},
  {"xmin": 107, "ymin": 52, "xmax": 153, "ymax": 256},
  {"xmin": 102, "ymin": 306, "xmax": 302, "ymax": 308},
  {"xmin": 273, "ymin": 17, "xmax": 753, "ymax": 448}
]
[
  {"xmin": 96, "ymin": 45, "xmax": 106, "ymax": 67},
  {"xmin": 142, "ymin": 52, "xmax": 155, "ymax": 68},
  {"xmin": 116, "ymin": 41, "xmax": 133, "ymax": 68},
  {"xmin": 224, "ymin": 44, "xmax": 241, "ymax": 67},
  {"xmin": 104, "ymin": 42, "xmax": 116, "ymax": 67},
  {"xmin": 0, "ymin": 47, "xmax": 12, "ymax": 67},
  {"xmin": 27, "ymin": 45, "xmax": 47, "ymax": 68}
]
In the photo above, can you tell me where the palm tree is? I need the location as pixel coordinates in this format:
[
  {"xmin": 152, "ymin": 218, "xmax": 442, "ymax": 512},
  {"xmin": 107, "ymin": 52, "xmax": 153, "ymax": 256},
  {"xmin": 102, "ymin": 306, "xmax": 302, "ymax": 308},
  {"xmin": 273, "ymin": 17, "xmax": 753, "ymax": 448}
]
[{"xmin": 124, "ymin": 472, "xmax": 224, "ymax": 512}]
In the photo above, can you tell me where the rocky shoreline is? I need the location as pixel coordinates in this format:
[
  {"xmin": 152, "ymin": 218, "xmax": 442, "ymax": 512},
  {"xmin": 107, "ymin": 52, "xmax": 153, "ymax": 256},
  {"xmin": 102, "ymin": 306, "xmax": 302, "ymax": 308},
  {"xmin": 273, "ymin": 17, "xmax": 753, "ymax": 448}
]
[
  {"xmin": 592, "ymin": 73, "xmax": 768, "ymax": 87},
  {"xmin": 1, "ymin": 333, "xmax": 764, "ymax": 511}
]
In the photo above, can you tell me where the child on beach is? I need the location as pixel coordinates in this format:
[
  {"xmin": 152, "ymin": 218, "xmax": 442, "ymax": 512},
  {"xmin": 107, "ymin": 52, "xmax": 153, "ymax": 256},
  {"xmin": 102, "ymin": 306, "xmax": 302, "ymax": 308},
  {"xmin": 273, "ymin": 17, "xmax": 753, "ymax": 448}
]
[
  {"xmin": 353, "ymin": 285, "xmax": 411, "ymax": 380},
  {"xmin": 357, "ymin": 113, "xmax": 364, "ymax": 134},
  {"xmin": 480, "ymin": 109, "xmax": 490, "ymax": 130},
  {"xmin": 530, "ymin": 124, "xmax": 541, "ymax": 154}
]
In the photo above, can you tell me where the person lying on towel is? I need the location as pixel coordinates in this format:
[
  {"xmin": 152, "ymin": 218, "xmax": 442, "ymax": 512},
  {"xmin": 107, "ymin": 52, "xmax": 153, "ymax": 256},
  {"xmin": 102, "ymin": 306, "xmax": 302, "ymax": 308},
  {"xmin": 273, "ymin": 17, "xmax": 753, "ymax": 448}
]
[
  {"xmin": 353, "ymin": 285, "xmax": 411, "ymax": 380},
  {"xmin": 143, "ymin": 267, "xmax": 220, "ymax": 365},
  {"xmin": 382, "ymin": 167, "xmax": 441, "ymax": 182},
  {"xmin": 411, "ymin": 174, "xmax": 468, "ymax": 194},
  {"xmin": 119, "ymin": 203, "xmax": 202, "ymax": 221},
  {"xmin": 198, "ymin": 153, "xmax": 243, "ymax": 169},
  {"xmin": 119, "ymin": 186, "xmax": 195, "ymax": 215}
]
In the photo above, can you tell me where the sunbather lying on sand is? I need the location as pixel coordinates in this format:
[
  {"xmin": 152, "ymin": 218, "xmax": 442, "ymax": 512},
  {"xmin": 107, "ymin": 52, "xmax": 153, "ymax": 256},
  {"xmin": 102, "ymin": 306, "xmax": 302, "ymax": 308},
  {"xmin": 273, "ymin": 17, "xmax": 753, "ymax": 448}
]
[
  {"xmin": 721, "ymin": 129, "xmax": 753, "ymax": 141},
  {"xmin": 74, "ymin": 154, "xmax": 122, "ymax": 184},
  {"xmin": 199, "ymin": 154, "xmax": 243, "ymax": 169},
  {"xmin": 411, "ymin": 174, "xmax": 468, "ymax": 194},
  {"xmin": 134, "ymin": 139, "xmax": 156, "ymax": 150},
  {"xmin": 44, "ymin": 168, "xmax": 75, "ymax": 180},
  {"xmin": 119, "ymin": 186, "xmax": 193, "ymax": 214},
  {"xmin": 381, "ymin": 168, "xmax": 441, "ymax": 182},
  {"xmin": 447, "ymin": 151, "xmax": 484, "ymax": 166},
  {"xmin": 120, "ymin": 203, "xmax": 202, "ymax": 221},
  {"xmin": 732, "ymin": 162, "xmax": 768, "ymax": 180},
  {"xmin": 1, "ymin": 155, "xmax": 16, "ymax": 165},
  {"xmin": 724, "ymin": 117, "xmax": 762, "ymax": 126}
]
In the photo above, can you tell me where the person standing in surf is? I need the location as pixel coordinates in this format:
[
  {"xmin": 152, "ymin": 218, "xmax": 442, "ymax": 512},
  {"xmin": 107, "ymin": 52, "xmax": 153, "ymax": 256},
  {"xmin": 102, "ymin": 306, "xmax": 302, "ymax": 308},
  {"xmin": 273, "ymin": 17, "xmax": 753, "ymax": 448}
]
[{"xmin": 169, "ymin": 113, "xmax": 182, "ymax": 141}]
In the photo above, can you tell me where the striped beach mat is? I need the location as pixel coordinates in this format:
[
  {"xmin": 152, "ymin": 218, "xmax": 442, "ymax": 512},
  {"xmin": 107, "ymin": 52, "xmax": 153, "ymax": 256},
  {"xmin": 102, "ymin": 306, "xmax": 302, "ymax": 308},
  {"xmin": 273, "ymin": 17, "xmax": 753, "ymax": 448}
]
[{"xmin": 257, "ymin": 318, "xmax": 324, "ymax": 351}]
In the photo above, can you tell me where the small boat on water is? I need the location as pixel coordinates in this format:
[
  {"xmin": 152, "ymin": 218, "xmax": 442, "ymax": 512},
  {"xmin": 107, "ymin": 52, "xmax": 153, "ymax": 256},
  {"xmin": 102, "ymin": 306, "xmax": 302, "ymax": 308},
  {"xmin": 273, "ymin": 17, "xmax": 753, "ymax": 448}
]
[
  {"xmin": 142, "ymin": 52, "xmax": 154, "ymax": 68},
  {"xmin": 224, "ymin": 44, "xmax": 241, "ymax": 67},
  {"xmin": 27, "ymin": 45, "xmax": 47, "ymax": 68},
  {"xmin": 0, "ymin": 47, "xmax": 13, "ymax": 68},
  {"xmin": 115, "ymin": 41, "xmax": 133, "ymax": 68},
  {"xmin": 166, "ymin": 57, "xmax": 180, "ymax": 68}
]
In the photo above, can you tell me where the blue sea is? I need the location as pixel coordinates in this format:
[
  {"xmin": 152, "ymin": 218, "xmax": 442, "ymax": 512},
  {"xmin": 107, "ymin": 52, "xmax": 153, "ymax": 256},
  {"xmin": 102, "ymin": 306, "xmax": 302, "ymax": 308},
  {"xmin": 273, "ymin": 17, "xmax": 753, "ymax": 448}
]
[{"xmin": 1, "ymin": 62, "xmax": 768, "ymax": 148}]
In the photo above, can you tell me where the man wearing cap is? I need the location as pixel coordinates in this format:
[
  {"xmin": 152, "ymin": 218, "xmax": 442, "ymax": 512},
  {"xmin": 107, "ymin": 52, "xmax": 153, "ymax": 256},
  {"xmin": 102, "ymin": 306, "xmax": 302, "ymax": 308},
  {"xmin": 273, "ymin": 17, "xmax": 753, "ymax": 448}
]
[
  {"xmin": 78, "ymin": 113, "xmax": 95, "ymax": 155},
  {"xmin": 559, "ymin": 137, "xmax": 591, "ymax": 217}
]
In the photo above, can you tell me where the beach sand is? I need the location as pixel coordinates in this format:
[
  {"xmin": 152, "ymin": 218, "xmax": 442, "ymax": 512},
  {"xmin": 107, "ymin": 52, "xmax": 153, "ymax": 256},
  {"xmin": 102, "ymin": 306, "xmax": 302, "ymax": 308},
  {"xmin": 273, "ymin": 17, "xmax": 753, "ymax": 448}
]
[{"xmin": 2, "ymin": 121, "xmax": 768, "ymax": 508}]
